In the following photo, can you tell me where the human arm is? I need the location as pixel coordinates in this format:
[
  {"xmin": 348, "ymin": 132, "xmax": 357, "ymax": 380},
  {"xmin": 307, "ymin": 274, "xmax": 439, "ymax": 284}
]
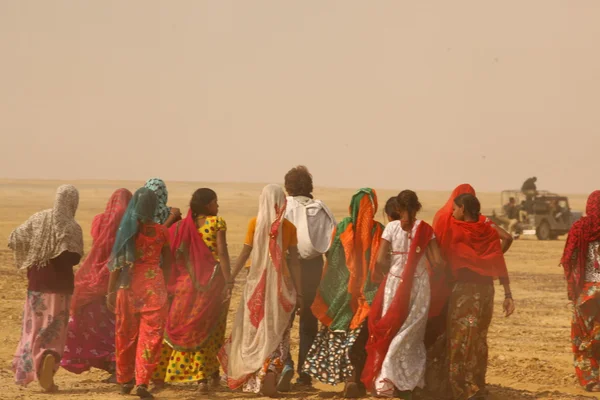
[
  {"xmin": 231, "ymin": 245, "xmax": 252, "ymax": 281},
  {"xmin": 163, "ymin": 207, "xmax": 182, "ymax": 228},
  {"xmin": 161, "ymin": 241, "xmax": 174, "ymax": 285},
  {"xmin": 426, "ymin": 238, "xmax": 445, "ymax": 270},
  {"xmin": 106, "ymin": 269, "xmax": 121, "ymax": 313},
  {"xmin": 216, "ymin": 230, "xmax": 233, "ymax": 297},
  {"xmin": 501, "ymin": 281, "xmax": 515, "ymax": 317},
  {"xmin": 375, "ymin": 239, "xmax": 392, "ymax": 276},
  {"xmin": 288, "ymin": 245, "xmax": 303, "ymax": 314},
  {"xmin": 493, "ymin": 224, "xmax": 513, "ymax": 253}
]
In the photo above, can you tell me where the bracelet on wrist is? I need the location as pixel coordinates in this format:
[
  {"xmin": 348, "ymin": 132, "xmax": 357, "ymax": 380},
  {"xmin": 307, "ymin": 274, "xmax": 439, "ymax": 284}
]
[{"xmin": 504, "ymin": 292, "xmax": 513, "ymax": 299}]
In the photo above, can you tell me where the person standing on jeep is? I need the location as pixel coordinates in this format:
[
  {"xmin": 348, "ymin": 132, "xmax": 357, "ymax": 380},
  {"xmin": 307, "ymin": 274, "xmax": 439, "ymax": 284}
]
[
  {"xmin": 278, "ymin": 166, "xmax": 337, "ymax": 391},
  {"xmin": 522, "ymin": 177, "xmax": 538, "ymax": 198},
  {"xmin": 522, "ymin": 177, "xmax": 538, "ymax": 213}
]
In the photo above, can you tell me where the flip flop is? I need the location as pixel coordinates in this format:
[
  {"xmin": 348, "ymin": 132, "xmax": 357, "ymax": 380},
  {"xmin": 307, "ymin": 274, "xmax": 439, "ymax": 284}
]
[{"xmin": 39, "ymin": 353, "xmax": 56, "ymax": 392}]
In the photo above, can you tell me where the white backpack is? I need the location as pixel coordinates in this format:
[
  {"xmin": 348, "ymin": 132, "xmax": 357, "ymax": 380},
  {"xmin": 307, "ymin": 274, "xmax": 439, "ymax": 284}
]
[{"xmin": 286, "ymin": 196, "xmax": 336, "ymax": 260}]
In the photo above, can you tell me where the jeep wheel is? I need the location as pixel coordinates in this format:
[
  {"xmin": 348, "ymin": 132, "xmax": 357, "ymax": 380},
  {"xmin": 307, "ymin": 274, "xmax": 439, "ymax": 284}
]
[{"xmin": 537, "ymin": 221, "xmax": 551, "ymax": 241}]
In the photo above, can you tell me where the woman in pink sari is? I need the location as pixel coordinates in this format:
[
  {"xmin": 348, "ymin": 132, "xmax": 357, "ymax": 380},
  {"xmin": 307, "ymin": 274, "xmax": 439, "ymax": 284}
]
[{"xmin": 61, "ymin": 188, "xmax": 132, "ymax": 378}]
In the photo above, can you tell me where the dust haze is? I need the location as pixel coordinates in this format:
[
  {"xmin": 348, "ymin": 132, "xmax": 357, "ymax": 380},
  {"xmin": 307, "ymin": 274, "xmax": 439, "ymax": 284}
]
[{"xmin": 1, "ymin": 1, "xmax": 599, "ymax": 192}]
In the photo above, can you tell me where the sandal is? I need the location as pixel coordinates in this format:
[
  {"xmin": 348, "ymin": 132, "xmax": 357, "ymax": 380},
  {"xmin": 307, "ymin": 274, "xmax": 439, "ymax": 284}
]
[
  {"xmin": 198, "ymin": 380, "xmax": 209, "ymax": 394},
  {"xmin": 136, "ymin": 384, "xmax": 154, "ymax": 399},
  {"xmin": 262, "ymin": 371, "xmax": 278, "ymax": 398},
  {"xmin": 39, "ymin": 353, "xmax": 56, "ymax": 392},
  {"xmin": 121, "ymin": 380, "xmax": 135, "ymax": 395},
  {"xmin": 586, "ymin": 383, "xmax": 600, "ymax": 392}
]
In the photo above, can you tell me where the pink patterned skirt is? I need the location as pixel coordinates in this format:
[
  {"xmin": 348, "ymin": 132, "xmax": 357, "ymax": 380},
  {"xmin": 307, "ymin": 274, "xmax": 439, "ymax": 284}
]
[
  {"xmin": 12, "ymin": 291, "xmax": 71, "ymax": 386},
  {"xmin": 61, "ymin": 298, "xmax": 116, "ymax": 374}
]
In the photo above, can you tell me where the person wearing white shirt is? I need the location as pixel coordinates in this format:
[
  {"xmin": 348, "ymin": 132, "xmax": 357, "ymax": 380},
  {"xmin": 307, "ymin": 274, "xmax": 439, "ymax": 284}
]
[{"xmin": 278, "ymin": 166, "xmax": 336, "ymax": 391}]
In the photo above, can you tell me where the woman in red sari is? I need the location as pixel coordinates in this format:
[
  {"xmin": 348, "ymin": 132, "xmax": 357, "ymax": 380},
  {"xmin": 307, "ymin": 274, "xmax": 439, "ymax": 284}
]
[
  {"xmin": 61, "ymin": 188, "xmax": 132, "ymax": 379},
  {"xmin": 443, "ymin": 193, "xmax": 515, "ymax": 400},
  {"xmin": 561, "ymin": 190, "xmax": 600, "ymax": 392},
  {"xmin": 107, "ymin": 188, "xmax": 173, "ymax": 400},
  {"xmin": 427, "ymin": 185, "xmax": 513, "ymax": 347}
]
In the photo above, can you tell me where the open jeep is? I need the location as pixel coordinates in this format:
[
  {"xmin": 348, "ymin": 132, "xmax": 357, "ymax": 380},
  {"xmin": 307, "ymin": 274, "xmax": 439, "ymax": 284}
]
[{"xmin": 486, "ymin": 190, "xmax": 582, "ymax": 240}]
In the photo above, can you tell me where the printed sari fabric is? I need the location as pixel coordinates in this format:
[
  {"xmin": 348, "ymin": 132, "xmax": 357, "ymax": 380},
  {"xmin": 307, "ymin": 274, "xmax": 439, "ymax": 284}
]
[
  {"xmin": 153, "ymin": 213, "xmax": 228, "ymax": 383},
  {"xmin": 61, "ymin": 300, "xmax": 116, "ymax": 374},
  {"xmin": 61, "ymin": 188, "xmax": 132, "ymax": 374},
  {"xmin": 362, "ymin": 220, "xmax": 434, "ymax": 395},
  {"xmin": 447, "ymin": 282, "xmax": 494, "ymax": 400},
  {"xmin": 572, "ymin": 282, "xmax": 600, "ymax": 389},
  {"xmin": 13, "ymin": 292, "xmax": 71, "ymax": 386},
  {"xmin": 430, "ymin": 184, "xmax": 476, "ymax": 320},
  {"xmin": 115, "ymin": 222, "xmax": 170, "ymax": 386},
  {"xmin": 218, "ymin": 184, "xmax": 297, "ymax": 393},
  {"xmin": 562, "ymin": 191, "xmax": 600, "ymax": 301},
  {"xmin": 304, "ymin": 188, "xmax": 383, "ymax": 385}
]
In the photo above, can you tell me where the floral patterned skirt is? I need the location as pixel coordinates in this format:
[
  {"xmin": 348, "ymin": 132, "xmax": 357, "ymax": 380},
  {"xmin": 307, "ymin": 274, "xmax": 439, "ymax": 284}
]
[
  {"xmin": 572, "ymin": 282, "xmax": 600, "ymax": 389},
  {"xmin": 12, "ymin": 291, "xmax": 71, "ymax": 386},
  {"xmin": 447, "ymin": 282, "xmax": 494, "ymax": 400},
  {"xmin": 61, "ymin": 299, "xmax": 115, "ymax": 374},
  {"xmin": 241, "ymin": 325, "xmax": 291, "ymax": 393},
  {"xmin": 302, "ymin": 324, "xmax": 367, "ymax": 386}
]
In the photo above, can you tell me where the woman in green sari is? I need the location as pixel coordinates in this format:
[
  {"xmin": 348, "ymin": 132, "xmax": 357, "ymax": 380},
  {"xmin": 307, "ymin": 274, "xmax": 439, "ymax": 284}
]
[{"xmin": 303, "ymin": 188, "xmax": 384, "ymax": 398}]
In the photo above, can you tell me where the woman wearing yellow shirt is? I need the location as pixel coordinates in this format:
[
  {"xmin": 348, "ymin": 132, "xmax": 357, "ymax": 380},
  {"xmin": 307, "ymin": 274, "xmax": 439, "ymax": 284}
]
[{"xmin": 153, "ymin": 188, "xmax": 232, "ymax": 393}]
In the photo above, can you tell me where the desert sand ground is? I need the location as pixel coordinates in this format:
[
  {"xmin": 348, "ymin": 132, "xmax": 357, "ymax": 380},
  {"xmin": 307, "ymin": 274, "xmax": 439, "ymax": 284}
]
[{"xmin": 0, "ymin": 179, "xmax": 596, "ymax": 400}]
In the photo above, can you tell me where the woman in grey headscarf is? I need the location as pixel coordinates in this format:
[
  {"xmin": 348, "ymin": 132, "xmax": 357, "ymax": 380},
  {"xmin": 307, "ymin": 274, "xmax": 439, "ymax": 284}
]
[{"xmin": 9, "ymin": 184, "xmax": 84, "ymax": 392}]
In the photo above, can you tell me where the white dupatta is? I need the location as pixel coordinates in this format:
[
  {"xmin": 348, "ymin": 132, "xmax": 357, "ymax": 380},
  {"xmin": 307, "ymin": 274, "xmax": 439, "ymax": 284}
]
[{"xmin": 222, "ymin": 184, "xmax": 297, "ymax": 387}]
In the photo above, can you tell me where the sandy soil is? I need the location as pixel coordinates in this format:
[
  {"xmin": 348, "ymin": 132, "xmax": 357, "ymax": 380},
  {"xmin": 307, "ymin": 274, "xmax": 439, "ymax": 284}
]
[{"xmin": 0, "ymin": 180, "xmax": 595, "ymax": 400}]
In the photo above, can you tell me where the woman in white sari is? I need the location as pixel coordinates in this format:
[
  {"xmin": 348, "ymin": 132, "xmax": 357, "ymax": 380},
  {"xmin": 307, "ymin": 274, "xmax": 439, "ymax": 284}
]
[{"xmin": 219, "ymin": 184, "xmax": 302, "ymax": 396}]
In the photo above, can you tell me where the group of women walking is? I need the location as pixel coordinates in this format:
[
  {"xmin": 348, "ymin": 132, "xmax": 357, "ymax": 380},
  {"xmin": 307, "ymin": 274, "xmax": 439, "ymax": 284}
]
[{"xmin": 8, "ymin": 169, "xmax": 599, "ymax": 399}]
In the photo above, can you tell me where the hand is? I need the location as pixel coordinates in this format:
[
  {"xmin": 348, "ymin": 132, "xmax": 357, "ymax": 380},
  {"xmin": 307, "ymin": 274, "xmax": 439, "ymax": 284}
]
[
  {"xmin": 170, "ymin": 207, "xmax": 182, "ymax": 221},
  {"xmin": 503, "ymin": 297, "xmax": 515, "ymax": 317},
  {"xmin": 222, "ymin": 282, "xmax": 234, "ymax": 303},
  {"xmin": 106, "ymin": 292, "xmax": 117, "ymax": 314}
]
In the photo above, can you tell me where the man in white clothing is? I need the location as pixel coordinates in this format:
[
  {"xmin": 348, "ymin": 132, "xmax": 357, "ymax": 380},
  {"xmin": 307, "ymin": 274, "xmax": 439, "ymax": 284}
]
[{"xmin": 278, "ymin": 166, "xmax": 336, "ymax": 391}]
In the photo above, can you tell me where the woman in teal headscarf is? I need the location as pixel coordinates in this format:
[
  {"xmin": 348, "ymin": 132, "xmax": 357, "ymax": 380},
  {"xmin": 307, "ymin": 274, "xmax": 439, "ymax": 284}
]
[
  {"xmin": 107, "ymin": 187, "xmax": 174, "ymax": 400},
  {"xmin": 144, "ymin": 178, "xmax": 181, "ymax": 227}
]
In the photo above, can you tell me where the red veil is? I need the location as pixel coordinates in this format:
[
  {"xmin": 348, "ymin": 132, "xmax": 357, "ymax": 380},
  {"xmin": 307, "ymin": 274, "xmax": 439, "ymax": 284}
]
[
  {"xmin": 71, "ymin": 189, "xmax": 132, "ymax": 314},
  {"xmin": 446, "ymin": 219, "xmax": 508, "ymax": 279},
  {"xmin": 164, "ymin": 210, "xmax": 226, "ymax": 351},
  {"xmin": 429, "ymin": 184, "xmax": 476, "ymax": 318},
  {"xmin": 362, "ymin": 221, "xmax": 434, "ymax": 389},
  {"xmin": 561, "ymin": 191, "xmax": 600, "ymax": 300}
]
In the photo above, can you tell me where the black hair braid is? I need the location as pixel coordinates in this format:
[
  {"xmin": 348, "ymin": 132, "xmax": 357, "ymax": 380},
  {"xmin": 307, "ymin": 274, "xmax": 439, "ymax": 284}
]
[
  {"xmin": 384, "ymin": 197, "xmax": 401, "ymax": 221},
  {"xmin": 396, "ymin": 190, "xmax": 422, "ymax": 224}
]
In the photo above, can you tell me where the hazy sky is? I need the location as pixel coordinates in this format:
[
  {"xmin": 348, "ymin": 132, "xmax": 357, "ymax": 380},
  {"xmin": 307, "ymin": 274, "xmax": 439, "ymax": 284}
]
[{"xmin": 1, "ymin": 1, "xmax": 599, "ymax": 193}]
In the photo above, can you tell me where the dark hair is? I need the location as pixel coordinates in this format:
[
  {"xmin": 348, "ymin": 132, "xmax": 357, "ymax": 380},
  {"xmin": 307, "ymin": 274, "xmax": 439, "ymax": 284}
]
[
  {"xmin": 384, "ymin": 197, "xmax": 401, "ymax": 221},
  {"xmin": 454, "ymin": 193, "xmax": 481, "ymax": 220},
  {"xmin": 509, "ymin": 197, "xmax": 515, "ymax": 202},
  {"xmin": 284, "ymin": 166, "xmax": 314, "ymax": 197},
  {"xmin": 396, "ymin": 190, "xmax": 422, "ymax": 224},
  {"xmin": 135, "ymin": 187, "xmax": 158, "ymax": 222},
  {"xmin": 190, "ymin": 188, "xmax": 217, "ymax": 217}
]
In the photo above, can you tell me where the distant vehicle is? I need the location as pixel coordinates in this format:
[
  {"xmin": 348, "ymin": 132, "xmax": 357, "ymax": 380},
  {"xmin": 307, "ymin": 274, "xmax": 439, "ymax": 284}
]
[{"xmin": 486, "ymin": 190, "xmax": 582, "ymax": 240}]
